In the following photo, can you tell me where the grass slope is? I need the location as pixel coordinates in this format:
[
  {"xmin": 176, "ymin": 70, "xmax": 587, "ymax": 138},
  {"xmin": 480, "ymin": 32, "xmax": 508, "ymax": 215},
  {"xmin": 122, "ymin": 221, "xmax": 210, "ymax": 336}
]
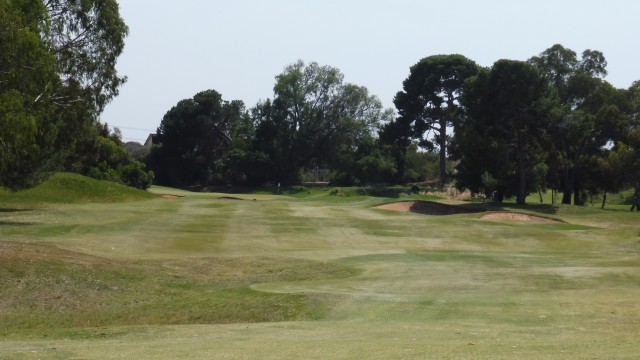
[
  {"xmin": 0, "ymin": 172, "xmax": 155, "ymax": 204},
  {"xmin": 0, "ymin": 186, "xmax": 639, "ymax": 359}
]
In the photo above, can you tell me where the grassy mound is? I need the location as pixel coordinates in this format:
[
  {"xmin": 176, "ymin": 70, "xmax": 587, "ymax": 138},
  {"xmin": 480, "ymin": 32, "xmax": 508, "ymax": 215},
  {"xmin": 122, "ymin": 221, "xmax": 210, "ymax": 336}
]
[{"xmin": 1, "ymin": 173, "xmax": 156, "ymax": 204}]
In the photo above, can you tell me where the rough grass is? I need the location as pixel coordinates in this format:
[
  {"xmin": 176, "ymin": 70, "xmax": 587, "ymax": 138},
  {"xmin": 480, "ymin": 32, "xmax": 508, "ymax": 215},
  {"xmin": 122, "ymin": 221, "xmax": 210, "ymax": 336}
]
[
  {"xmin": 0, "ymin": 242, "xmax": 358, "ymax": 334},
  {"xmin": 1, "ymin": 184, "xmax": 639, "ymax": 359}
]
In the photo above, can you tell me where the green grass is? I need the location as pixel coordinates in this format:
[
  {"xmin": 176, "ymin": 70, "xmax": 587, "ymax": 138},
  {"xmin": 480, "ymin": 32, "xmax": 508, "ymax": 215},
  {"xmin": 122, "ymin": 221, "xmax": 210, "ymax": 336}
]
[
  {"xmin": 1, "ymin": 181, "xmax": 639, "ymax": 359},
  {"xmin": 524, "ymin": 188, "xmax": 637, "ymax": 210},
  {"xmin": 0, "ymin": 242, "xmax": 357, "ymax": 334},
  {"xmin": 0, "ymin": 173, "xmax": 156, "ymax": 205}
]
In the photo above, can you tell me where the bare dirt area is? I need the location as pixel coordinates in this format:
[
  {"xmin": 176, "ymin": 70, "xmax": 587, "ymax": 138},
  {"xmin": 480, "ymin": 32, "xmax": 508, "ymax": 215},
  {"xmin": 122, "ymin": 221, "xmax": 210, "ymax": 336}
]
[
  {"xmin": 480, "ymin": 212, "xmax": 561, "ymax": 224},
  {"xmin": 161, "ymin": 194, "xmax": 184, "ymax": 199},
  {"xmin": 374, "ymin": 201, "xmax": 483, "ymax": 216}
]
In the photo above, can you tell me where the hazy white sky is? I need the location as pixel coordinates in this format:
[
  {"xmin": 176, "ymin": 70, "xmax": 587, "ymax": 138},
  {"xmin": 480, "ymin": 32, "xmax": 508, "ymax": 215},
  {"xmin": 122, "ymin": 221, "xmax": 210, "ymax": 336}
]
[{"xmin": 101, "ymin": 0, "xmax": 640, "ymax": 143}]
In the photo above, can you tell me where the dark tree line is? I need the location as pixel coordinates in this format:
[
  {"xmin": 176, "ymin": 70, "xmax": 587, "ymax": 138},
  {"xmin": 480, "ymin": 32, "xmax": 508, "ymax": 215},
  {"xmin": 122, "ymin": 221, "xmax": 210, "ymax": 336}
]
[
  {"xmin": 149, "ymin": 47, "xmax": 638, "ymax": 210},
  {"xmin": 149, "ymin": 61, "xmax": 399, "ymax": 188}
]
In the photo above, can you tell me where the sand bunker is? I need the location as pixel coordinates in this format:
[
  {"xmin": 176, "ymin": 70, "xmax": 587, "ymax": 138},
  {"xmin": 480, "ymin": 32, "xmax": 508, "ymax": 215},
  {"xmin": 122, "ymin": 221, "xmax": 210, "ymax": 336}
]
[
  {"xmin": 375, "ymin": 201, "xmax": 482, "ymax": 216},
  {"xmin": 218, "ymin": 196, "xmax": 245, "ymax": 201},
  {"xmin": 376, "ymin": 201, "xmax": 561, "ymax": 223},
  {"xmin": 161, "ymin": 194, "xmax": 184, "ymax": 199},
  {"xmin": 480, "ymin": 212, "xmax": 561, "ymax": 224}
]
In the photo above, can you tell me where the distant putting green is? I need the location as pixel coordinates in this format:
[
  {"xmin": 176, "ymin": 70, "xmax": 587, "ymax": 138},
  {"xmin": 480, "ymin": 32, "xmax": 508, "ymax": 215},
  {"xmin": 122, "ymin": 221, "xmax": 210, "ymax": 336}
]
[{"xmin": 1, "ymin": 175, "xmax": 639, "ymax": 359}]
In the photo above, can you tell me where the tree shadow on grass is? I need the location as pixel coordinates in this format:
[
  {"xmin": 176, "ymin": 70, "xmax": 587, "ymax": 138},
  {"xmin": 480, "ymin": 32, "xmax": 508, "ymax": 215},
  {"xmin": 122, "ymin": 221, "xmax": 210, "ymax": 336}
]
[
  {"xmin": 0, "ymin": 208, "xmax": 33, "ymax": 213},
  {"xmin": 408, "ymin": 201, "xmax": 486, "ymax": 215},
  {"xmin": 204, "ymin": 185, "xmax": 311, "ymax": 197},
  {"xmin": 0, "ymin": 208, "xmax": 38, "ymax": 226},
  {"xmin": 0, "ymin": 221, "xmax": 37, "ymax": 226},
  {"xmin": 382, "ymin": 201, "xmax": 561, "ymax": 216}
]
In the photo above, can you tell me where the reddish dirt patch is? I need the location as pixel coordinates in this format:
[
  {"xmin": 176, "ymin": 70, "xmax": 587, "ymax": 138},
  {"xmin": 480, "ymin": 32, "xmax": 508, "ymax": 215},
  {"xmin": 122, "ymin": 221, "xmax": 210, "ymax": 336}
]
[
  {"xmin": 480, "ymin": 212, "xmax": 561, "ymax": 224},
  {"xmin": 375, "ymin": 201, "xmax": 482, "ymax": 216},
  {"xmin": 161, "ymin": 194, "xmax": 184, "ymax": 199}
]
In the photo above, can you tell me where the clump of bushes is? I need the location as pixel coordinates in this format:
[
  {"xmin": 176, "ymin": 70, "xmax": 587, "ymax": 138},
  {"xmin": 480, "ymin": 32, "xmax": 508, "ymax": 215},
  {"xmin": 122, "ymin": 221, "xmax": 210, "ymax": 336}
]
[{"xmin": 67, "ymin": 123, "xmax": 154, "ymax": 190}]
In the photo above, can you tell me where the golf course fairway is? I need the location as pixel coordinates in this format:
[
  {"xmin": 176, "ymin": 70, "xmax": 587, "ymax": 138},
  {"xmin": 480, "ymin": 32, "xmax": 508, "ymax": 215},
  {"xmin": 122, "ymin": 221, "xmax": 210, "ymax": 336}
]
[{"xmin": 1, "ymin": 175, "xmax": 639, "ymax": 359}]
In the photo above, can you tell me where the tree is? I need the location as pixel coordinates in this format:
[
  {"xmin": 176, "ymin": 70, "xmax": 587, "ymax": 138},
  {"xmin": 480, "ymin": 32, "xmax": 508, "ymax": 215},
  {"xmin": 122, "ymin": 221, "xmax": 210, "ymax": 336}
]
[
  {"xmin": 583, "ymin": 147, "xmax": 626, "ymax": 209},
  {"xmin": 529, "ymin": 44, "xmax": 623, "ymax": 205},
  {"xmin": 329, "ymin": 135, "xmax": 397, "ymax": 186},
  {"xmin": 253, "ymin": 61, "xmax": 390, "ymax": 184},
  {"xmin": 623, "ymin": 142, "xmax": 640, "ymax": 212},
  {"xmin": 378, "ymin": 113, "xmax": 414, "ymax": 184},
  {"xmin": 124, "ymin": 141, "xmax": 149, "ymax": 161},
  {"xmin": 392, "ymin": 55, "xmax": 479, "ymax": 185},
  {"xmin": 0, "ymin": 0, "xmax": 57, "ymax": 190},
  {"xmin": 43, "ymin": 0, "xmax": 128, "ymax": 113},
  {"xmin": 148, "ymin": 90, "xmax": 247, "ymax": 187},
  {"xmin": 1, "ymin": 0, "xmax": 129, "ymax": 190},
  {"xmin": 623, "ymin": 81, "xmax": 640, "ymax": 211},
  {"xmin": 457, "ymin": 60, "xmax": 557, "ymax": 204}
]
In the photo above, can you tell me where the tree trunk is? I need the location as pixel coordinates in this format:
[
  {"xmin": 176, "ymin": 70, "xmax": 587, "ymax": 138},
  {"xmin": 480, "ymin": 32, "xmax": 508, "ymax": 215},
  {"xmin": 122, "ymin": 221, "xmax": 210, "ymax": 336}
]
[
  {"xmin": 631, "ymin": 185, "xmax": 640, "ymax": 212},
  {"xmin": 601, "ymin": 192, "xmax": 607, "ymax": 209},
  {"xmin": 517, "ymin": 147, "xmax": 526, "ymax": 205},
  {"xmin": 538, "ymin": 188, "xmax": 544, "ymax": 204},
  {"xmin": 573, "ymin": 175, "xmax": 584, "ymax": 206},
  {"xmin": 439, "ymin": 118, "xmax": 448, "ymax": 185},
  {"xmin": 395, "ymin": 149, "xmax": 406, "ymax": 184},
  {"xmin": 562, "ymin": 167, "xmax": 572, "ymax": 204}
]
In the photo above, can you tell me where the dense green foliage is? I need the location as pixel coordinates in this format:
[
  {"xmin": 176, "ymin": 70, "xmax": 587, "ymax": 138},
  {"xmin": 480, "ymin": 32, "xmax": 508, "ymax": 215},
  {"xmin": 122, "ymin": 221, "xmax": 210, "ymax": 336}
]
[
  {"xmin": 457, "ymin": 60, "xmax": 558, "ymax": 204},
  {"xmin": 251, "ymin": 61, "xmax": 393, "ymax": 184},
  {"xmin": 149, "ymin": 62, "xmax": 397, "ymax": 187},
  {"xmin": 527, "ymin": 45, "xmax": 630, "ymax": 205},
  {"xmin": 147, "ymin": 90, "xmax": 251, "ymax": 187},
  {"xmin": 0, "ymin": 0, "xmax": 56, "ymax": 189},
  {"xmin": 0, "ymin": 0, "xmax": 147, "ymax": 191},
  {"xmin": 66, "ymin": 123, "xmax": 154, "ymax": 189}
]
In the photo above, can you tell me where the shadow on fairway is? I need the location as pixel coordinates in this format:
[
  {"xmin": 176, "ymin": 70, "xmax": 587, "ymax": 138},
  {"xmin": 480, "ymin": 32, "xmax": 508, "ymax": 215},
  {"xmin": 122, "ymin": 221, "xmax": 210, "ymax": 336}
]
[
  {"xmin": 409, "ymin": 201, "xmax": 485, "ymax": 215},
  {"xmin": 0, "ymin": 208, "xmax": 33, "ymax": 213},
  {"xmin": 376, "ymin": 201, "xmax": 485, "ymax": 215},
  {"xmin": 0, "ymin": 221, "xmax": 37, "ymax": 226}
]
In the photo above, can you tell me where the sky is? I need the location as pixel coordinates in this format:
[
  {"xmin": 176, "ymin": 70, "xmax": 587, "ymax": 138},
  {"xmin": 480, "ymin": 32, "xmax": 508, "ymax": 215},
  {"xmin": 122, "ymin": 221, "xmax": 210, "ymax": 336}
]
[{"xmin": 101, "ymin": 0, "xmax": 640, "ymax": 143}]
